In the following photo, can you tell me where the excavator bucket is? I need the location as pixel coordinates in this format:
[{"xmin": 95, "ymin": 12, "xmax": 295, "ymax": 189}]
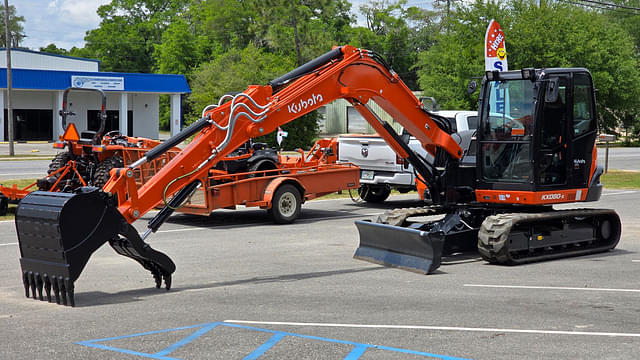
[
  {"xmin": 15, "ymin": 188, "xmax": 175, "ymax": 306},
  {"xmin": 354, "ymin": 220, "xmax": 445, "ymax": 274}
]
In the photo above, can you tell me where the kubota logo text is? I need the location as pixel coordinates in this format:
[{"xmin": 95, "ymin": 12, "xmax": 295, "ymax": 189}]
[
  {"xmin": 541, "ymin": 193, "xmax": 564, "ymax": 200},
  {"xmin": 288, "ymin": 93, "xmax": 324, "ymax": 114}
]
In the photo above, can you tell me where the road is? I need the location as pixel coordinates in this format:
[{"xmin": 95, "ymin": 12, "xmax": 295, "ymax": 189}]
[
  {"xmin": 0, "ymin": 159, "xmax": 51, "ymax": 180},
  {"xmin": 1, "ymin": 191, "xmax": 639, "ymax": 359},
  {"xmin": 597, "ymin": 146, "xmax": 640, "ymax": 171}
]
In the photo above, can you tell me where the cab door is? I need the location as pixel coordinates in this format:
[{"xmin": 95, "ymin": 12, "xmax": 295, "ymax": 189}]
[
  {"xmin": 567, "ymin": 72, "xmax": 598, "ymax": 189},
  {"xmin": 535, "ymin": 76, "xmax": 569, "ymax": 189}
]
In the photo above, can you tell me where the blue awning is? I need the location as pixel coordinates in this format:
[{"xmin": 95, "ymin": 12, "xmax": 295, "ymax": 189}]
[{"xmin": 0, "ymin": 68, "xmax": 191, "ymax": 93}]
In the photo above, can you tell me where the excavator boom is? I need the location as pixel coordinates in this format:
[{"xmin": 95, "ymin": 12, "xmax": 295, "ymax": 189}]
[{"xmin": 15, "ymin": 45, "xmax": 463, "ymax": 306}]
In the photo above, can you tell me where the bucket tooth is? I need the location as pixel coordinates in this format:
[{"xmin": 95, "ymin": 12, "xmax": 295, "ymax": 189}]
[
  {"xmin": 163, "ymin": 274, "xmax": 172, "ymax": 291},
  {"xmin": 52, "ymin": 279, "xmax": 60, "ymax": 304},
  {"xmin": 22, "ymin": 272, "xmax": 29, "ymax": 298},
  {"xmin": 43, "ymin": 275, "xmax": 52, "ymax": 302},
  {"xmin": 29, "ymin": 272, "xmax": 37, "ymax": 300},
  {"xmin": 35, "ymin": 274, "xmax": 44, "ymax": 301},
  {"xmin": 58, "ymin": 277, "xmax": 67, "ymax": 306}
]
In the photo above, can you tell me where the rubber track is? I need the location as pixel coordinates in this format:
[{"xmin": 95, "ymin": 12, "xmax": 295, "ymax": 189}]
[{"xmin": 477, "ymin": 208, "xmax": 621, "ymax": 265}]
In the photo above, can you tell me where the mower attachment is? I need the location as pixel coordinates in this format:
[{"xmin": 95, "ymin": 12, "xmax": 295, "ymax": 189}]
[
  {"xmin": 15, "ymin": 188, "xmax": 175, "ymax": 306},
  {"xmin": 354, "ymin": 220, "xmax": 445, "ymax": 274}
]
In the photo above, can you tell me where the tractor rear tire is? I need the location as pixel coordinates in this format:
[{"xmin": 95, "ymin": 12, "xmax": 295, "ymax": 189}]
[
  {"xmin": 0, "ymin": 196, "xmax": 8, "ymax": 216},
  {"xmin": 48, "ymin": 151, "xmax": 72, "ymax": 174},
  {"xmin": 358, "ymin": 184, "xmax": 391, "ymax": 203},
  {"xmin": 93, "ymin": 156, "xmax": 124, "ymax": 188},
  {"xmin": 248, "ymin": 159, "xmax": 278, "ymax": 177},
  {"xmin": 269, "ymin": 184, "xmax": 302, "ymax": 224}
]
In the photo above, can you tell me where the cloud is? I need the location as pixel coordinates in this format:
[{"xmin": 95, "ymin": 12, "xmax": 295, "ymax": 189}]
[{"xmin": 15, "ymin": 0, "xmax": 109, "ymax": 50}]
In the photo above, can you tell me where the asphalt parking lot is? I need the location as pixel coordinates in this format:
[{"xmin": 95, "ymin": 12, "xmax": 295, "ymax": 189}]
[{"xmin": 1, "ymin": 189, "xmax": 639, "ymax": 359}]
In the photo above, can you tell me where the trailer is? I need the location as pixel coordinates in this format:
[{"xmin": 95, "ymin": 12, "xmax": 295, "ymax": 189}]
[{"xmin": 176, "ymin": 140, "xmax": 359, "ymax": 223}]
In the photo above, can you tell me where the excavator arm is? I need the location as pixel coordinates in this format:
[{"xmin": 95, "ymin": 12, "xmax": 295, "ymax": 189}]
[
  {"xmin": 15, "ymin": 45, "xmax": 462, "ymax": 306},
  {"xmin": 105, "ymin": 45, "xmax": 461, "ymax": 224}
]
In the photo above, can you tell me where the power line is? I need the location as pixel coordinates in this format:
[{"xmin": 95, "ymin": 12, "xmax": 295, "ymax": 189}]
[
  {"xmin": 558, "ymin": 0, "xmax": 640, "ymax": 13},
  {"xmin": 578, "ymin": 0, "xmax": 640, "ymax": 11}
]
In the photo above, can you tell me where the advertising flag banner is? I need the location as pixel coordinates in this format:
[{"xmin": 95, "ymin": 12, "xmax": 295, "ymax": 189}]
[{"xmin": 485, "ymin": 19, "xmax": 508, "ymax": 72}]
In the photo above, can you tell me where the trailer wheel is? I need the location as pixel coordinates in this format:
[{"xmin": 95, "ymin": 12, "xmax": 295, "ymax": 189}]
[
  {"xmin": 269, "ymin": 184, "xmax": 302, "ymax": 224},
  {"xmin": 0, "ymin": 196, "xmax": 8, "ymax": 216},
  {"xmin": 93, "ymin": 156, "xmax": 124, "ymax": 188},
  {"xmin": 358, "ymin": 184, "xmax": 391, "ymax": 203}
]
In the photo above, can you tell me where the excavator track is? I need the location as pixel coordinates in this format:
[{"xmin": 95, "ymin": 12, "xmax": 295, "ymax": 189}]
[{"xmin": 478, "ymin": 208, "xmax": 621, "ymax": 265}]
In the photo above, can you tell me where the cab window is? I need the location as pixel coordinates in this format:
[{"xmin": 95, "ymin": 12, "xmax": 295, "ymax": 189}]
[{"xmin": 573, "ymin": 73, "xmax": 595, "ymax": 137}]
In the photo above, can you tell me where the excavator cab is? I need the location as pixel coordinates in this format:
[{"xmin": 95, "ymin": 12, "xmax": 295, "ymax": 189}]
[{"xmin": 476, "ymin": 68, "xmax": 601, "ymax": 199}]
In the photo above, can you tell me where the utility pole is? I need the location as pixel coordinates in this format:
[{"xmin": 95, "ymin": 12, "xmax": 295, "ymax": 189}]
[{"xmin": 4, "ymin": 0, "xmax": 13, "ymax": 156}]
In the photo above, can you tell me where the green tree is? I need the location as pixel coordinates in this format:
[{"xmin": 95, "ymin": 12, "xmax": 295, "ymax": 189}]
[
  {"xmin": 416, "ymin": 0, "xmax": 503, "ymax": 109},
  {"xmin": 416, "ymin": 0, "xmax": 640, "ymax": 128},
  {"xmin": 83, "ymin": 0, "xmax": 190, "ymax": 72},
  {"xmin": 348, "ymin": 0, "xmax": 430, "ymax": 89},
  {"xmin": 507, "ymin": 0, "xmax": 640, "ymax": 132},
  {"xmin": 189, "ymin": 44, "xmax": 318, "ymax": 149},
  {"xmin": 0, "ymin": 4, "xmax": 25, "ymax": 48}
]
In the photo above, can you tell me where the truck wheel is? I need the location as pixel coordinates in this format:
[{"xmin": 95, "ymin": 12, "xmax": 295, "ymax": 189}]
[
  {"xmin": 269, "ymin": 184, "xmax": 302, "ymax": 224},
  {"xmin": 93, "ymin": 156, "xmax": 124, "ymax": 188},
  {"xmin": 0, "ymin": 196, "xmax": 8, "ymax": 216},
  {"xmin": 358, "ymin": 184, "xmax": 391, "ymax": 203},
  {"xmin": 48, "ymin": 151, "xmax": 72, "ymax": 174}
]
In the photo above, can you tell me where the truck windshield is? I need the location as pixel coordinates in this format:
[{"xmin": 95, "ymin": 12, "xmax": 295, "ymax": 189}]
[{"xmin": 483, "ymin": 79, "xmax": 535, "ymax": 140}]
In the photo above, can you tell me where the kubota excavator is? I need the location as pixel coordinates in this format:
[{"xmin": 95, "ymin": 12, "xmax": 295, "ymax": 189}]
[{"xmin": 15, "ymin": 45, "xmax": 621, "ymax": 306}]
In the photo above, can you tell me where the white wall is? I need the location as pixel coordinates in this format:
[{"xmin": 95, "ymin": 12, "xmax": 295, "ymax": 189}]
[
  {"xmin": 0, "ymin": 50, "xmax": 99, "ymax": 72},
  {"xmin": 130, "ymin": 93, "xmax": 159, "ymax": 139},
  {"xmin": 2, "ymin": 90, "xmax": 162, "ymax": 141}
]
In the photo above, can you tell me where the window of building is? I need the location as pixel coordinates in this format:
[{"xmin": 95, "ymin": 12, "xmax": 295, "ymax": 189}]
[{"xmin": 4, "ymin": 109, "xmax": 53, "ymax": 141}]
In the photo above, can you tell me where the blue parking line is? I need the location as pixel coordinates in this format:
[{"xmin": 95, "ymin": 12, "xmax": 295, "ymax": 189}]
[
  {"xmin": 243, "ymin": 333, "xmax": 286, "ymax": 360},
  {"xmin": 154, "ymin": 323, "xmax": 220, "ymax": 356},
  {"xmin": 77, "ymin": 321, "xmax": 471, "ymax": 360}
]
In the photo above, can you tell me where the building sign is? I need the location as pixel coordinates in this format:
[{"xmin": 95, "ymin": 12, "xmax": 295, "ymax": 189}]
[{"xmin": 71, "ymin": 76, "xmax": 124, "ymax": 90}]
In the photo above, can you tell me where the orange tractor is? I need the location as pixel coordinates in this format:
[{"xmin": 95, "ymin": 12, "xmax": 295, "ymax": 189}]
[
  {"xmin": 14, "ymin": 46, "xmax": 620, "ymax": 306},
  {"xmin": 0, "ymin": 87, "xmax": 180, "ymax": 214}
]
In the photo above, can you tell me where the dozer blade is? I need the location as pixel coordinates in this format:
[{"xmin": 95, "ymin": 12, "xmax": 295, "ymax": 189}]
[
  {"xmin": 15, "ymin": 188, "xmax": 175, "ymax": 306},
  {"xmin": 353, "ymin": 220, "xmax": 445, "ymax": 274}
]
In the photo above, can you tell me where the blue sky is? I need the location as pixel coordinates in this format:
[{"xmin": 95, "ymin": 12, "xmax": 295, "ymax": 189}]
[{"xmin": 14, "ymin": 0, "xmax": 432, "ymax": 51}]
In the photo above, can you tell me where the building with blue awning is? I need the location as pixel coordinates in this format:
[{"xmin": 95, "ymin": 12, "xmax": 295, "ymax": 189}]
[{"xmin": 0, "ymin": 48, "xmax": 191, "ymax": 141}]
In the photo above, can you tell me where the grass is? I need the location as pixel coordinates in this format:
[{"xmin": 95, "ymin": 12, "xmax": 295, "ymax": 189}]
[
  {"xmin": 0, "ymin": 179, "xmax": 37, "ymax": 221},
  {"xmin": 1, "ymin": 171, "xmax": 637, "ymax": 221},
  {"xmin": 600, "ymin": 170, "xmax": 640, "ymax": 189}
]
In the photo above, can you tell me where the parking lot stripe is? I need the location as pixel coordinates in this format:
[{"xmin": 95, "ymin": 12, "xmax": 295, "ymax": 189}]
[
  {"xmin": 632, "ymin": 260, "xmax": 640, "ymax": 263},
  {"xmin": 0, "ymin": 242, "xmax": 17, "ymax": 247},
  {"xmin": 225, "ymin": 320, "xmax": 640, "ymax": 338},
  {"xmin": 464, "ymin": 284, "xmax": 640, "ymax": 293},
  {"xmin": 243, "ymin": 333, "xmax": 286, "ymax": 360}
]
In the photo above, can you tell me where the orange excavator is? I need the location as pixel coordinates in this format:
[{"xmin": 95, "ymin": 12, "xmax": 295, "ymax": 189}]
[{"xmin": 15, "ymin": 46, "xmax": 621, "ymax": 306}]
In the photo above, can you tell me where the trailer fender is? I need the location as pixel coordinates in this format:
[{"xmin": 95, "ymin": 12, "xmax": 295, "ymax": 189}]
[{"xmin": 263, "ymin": 178, "xmax": 306, "ymax": 208}]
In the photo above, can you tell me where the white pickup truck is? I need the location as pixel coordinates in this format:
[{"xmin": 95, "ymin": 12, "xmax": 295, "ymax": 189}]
[{"xmin": 337, "ymin": 110, "xmax": 477, "ymax": 202}]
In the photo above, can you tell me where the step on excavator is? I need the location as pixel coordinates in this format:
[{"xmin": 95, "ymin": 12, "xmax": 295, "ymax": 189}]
[{"xmin": 14, "ymin": 46, "xmax": 621, "ymax": 306}]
